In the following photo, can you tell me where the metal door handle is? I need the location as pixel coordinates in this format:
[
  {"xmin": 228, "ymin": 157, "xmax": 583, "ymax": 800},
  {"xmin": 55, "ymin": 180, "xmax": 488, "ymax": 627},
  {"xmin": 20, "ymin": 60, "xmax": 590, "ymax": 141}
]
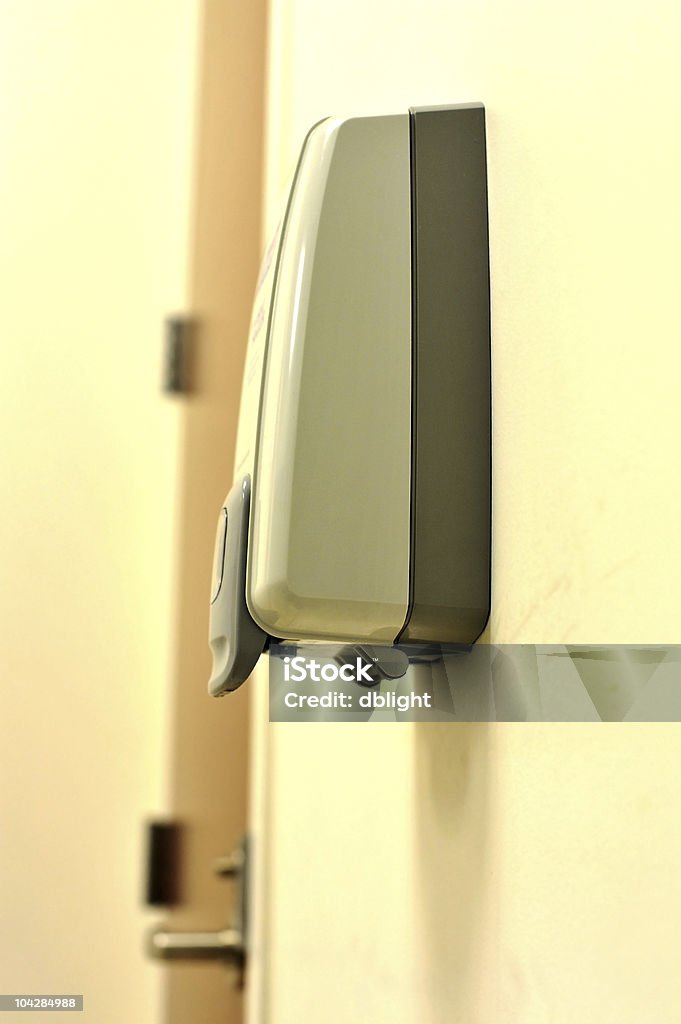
[
  {"xmin": 146, "ymin": 835, "xmax": 249, "ymax": 980},
  {"xmin": 147, "ymin": 926, "xmax": 244, "ymax": 965}
]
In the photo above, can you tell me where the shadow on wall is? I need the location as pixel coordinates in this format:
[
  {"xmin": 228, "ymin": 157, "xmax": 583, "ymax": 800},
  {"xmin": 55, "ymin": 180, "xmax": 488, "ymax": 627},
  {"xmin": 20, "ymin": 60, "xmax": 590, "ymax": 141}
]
[{"xmin": 413, "ymin": 721, "xmax": 496, "ymax": 1021}]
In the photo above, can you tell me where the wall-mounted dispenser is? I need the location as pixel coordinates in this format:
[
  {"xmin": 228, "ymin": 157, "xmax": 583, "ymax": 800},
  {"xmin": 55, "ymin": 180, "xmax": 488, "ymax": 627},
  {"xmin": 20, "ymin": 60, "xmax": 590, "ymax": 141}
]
[{"xmin": 208, "ymin": 103, "xmax": 491, "ymax": 696}]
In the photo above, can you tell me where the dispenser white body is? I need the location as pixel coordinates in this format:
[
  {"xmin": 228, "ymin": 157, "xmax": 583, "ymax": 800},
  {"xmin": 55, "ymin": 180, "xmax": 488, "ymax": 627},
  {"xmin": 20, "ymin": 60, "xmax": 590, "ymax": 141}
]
[
  {"xmin": 209, "ymin": 104, "xmax": 491, "ymax": 695},
  {"xmin": 238, "ymin": 114, "xmax": 412, "ymax": 643}
]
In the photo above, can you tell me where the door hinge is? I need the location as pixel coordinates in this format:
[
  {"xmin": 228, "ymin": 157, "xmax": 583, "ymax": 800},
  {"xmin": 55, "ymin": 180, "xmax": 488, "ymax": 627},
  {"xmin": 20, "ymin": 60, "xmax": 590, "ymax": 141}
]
[{"xmin": 163, "ymin": 316, "xmax": 193, "ymax": 394}]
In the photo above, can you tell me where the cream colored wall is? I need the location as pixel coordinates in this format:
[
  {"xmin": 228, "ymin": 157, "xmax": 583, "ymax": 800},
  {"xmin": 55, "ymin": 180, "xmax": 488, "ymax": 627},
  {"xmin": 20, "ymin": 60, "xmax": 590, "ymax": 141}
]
[
  {"xmin": 0, "ymin": 3, "xmax": 199, "ymax": 1020},
  {"xmin": 251, "ymin": 1, "xmax": 681, "ymax": 1021}
]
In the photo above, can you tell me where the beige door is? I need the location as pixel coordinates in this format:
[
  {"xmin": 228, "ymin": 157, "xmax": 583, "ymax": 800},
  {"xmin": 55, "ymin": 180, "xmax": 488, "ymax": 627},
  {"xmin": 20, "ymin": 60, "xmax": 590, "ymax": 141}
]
[{"xmin": 156, "ymin": 2, "xmax": 266, "ymax": 1022}]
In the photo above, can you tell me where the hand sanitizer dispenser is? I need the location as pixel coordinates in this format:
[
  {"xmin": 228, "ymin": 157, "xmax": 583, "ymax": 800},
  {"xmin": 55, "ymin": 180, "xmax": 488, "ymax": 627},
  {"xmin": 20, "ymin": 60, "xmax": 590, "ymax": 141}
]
[{"xmin": 209, "ymin": 103, "xmax": 491, "ymax": 695}]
